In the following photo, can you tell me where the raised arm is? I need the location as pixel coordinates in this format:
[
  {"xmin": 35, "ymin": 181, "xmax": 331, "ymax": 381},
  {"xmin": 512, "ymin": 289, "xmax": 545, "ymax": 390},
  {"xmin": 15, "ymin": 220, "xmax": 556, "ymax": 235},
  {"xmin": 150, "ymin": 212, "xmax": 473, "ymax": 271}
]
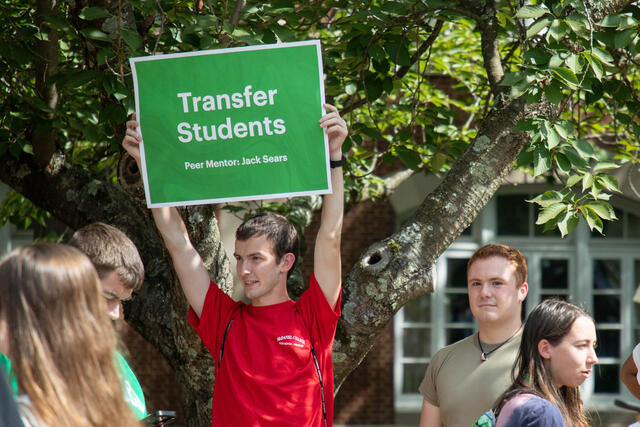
[
  {"xmin": 313, "ymin": 104, "xmax": 347, "ymax": 309},
  {"xmin": 122, "ymin": 115, "xmax": 210, "ymax": 317},
  {"xmin": 621, "ymin": 351, "xmax": 640, "ymax": 399}
]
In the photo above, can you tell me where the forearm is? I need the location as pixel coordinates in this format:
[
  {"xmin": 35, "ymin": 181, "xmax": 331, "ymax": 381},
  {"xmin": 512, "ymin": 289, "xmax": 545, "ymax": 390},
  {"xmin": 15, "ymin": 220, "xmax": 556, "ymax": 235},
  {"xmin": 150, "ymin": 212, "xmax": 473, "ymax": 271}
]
[
  {"xmin": 151, "ymin": 207, "xmax": 210, "ymax": 316},
  {"xmin": 313, "ymin": 164, "xmax": 344, "ymax": 308},
  {"xmin": 318, "ymin": 165, "xmax": 344, "ymax": 241}
]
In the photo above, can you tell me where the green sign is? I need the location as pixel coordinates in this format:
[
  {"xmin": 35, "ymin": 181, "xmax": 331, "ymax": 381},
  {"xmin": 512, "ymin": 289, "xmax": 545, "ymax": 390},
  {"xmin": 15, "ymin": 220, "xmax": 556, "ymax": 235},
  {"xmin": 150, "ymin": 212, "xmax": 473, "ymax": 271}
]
[{"xmin": 130, "ymin": 40, "xmax": 330, "ymax": 207}]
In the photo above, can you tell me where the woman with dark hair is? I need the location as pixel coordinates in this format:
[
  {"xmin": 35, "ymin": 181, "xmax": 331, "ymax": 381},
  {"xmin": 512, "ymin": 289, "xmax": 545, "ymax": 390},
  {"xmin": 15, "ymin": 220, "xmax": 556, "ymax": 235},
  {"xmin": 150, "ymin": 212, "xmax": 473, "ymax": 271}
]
[
  {"xmin": 0, "ymin": 243, "xmax": 139, "ymax": 426},
  {"xmin": 475, "ymin": 298, "xmax": 598, "ymax": 427}
]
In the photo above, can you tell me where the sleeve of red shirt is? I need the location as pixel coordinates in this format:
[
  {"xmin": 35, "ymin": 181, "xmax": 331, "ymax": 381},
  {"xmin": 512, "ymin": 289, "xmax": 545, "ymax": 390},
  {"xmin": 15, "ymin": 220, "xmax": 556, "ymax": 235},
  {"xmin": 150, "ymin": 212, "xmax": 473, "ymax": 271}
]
[
  {"xmin": 296, "ymin": 272, "xmax": 341, "ymax": 349},
  {"xmin": 188, "ymin": 281, "xmax": 242, "ymax": 362}
]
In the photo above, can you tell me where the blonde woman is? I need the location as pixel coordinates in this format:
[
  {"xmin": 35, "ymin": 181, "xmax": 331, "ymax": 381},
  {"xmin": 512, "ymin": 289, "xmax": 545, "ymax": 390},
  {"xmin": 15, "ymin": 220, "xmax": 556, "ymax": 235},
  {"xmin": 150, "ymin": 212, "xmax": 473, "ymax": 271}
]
[{"xmin": 0, "ymin": 243, "xmax": 139, "ymax": 426}]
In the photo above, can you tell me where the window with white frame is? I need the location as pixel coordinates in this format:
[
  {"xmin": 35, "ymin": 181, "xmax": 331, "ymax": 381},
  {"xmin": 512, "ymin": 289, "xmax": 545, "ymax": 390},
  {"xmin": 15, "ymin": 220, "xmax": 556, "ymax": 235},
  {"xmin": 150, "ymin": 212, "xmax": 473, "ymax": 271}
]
[{"xmin": 394, "ymin": 189, "xmax": 640, "ymax": 411}]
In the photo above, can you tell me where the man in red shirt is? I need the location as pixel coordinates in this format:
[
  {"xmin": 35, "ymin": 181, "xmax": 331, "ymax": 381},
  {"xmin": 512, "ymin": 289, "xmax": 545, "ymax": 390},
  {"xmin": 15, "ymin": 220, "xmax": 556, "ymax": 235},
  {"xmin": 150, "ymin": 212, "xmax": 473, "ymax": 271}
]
[{"xmin": 123, "ymin": 104, "xmax": 347, "ymax": 426}]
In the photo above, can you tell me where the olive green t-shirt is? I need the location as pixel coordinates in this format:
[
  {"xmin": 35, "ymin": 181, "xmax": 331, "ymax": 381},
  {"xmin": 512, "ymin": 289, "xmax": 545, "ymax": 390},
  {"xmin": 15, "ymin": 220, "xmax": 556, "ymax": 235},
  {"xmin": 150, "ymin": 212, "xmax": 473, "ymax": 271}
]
[{"xmin": 419, "ymin": 331, "xmax": 521, "ymax": 427}]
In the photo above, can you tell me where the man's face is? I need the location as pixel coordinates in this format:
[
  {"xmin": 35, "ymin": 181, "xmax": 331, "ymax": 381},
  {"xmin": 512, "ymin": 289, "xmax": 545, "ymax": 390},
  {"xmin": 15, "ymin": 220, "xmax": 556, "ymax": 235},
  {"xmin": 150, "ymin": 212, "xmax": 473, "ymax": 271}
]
[
  {"xmin": 234, "ymin": 235, "xmax": 290, "ymax": 306},
  {"xmin": 467, "ymin": 256, "xmax": 527, "ymax": 326},
  {"xmin": 101, "ymin": 270, "xmax": 133, "ymax": 320}
]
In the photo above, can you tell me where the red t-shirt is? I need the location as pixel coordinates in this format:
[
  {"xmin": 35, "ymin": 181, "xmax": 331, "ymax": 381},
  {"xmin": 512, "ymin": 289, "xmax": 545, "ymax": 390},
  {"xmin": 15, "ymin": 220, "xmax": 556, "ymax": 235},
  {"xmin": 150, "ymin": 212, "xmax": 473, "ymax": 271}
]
[{"xmin": 189, "ymin": 273, "xmax": 341, "ymax": 426}]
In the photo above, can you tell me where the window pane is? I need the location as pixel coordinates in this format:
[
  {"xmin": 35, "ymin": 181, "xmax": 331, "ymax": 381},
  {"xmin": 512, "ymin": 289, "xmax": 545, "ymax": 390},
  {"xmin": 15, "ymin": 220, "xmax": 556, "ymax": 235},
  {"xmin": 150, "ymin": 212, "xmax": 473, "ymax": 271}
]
[
  {"xmin": 596, "ymin": 330, "xmax": 620, "ymax": 358},
  {"xmin": 629, "ymin": 212, "xmax": 640, "ymax": 238},
  {"xmin": 402, "ymin": 363, "xmax": 427, "ymax": 393},
  {"xmin": 445, "ymin": 293, "xmax": 472, "ymax": 323},
  {"xmin": 405, "ymin": 296, "xmax": 431, "ymax": 323},
  {"xmin": 541, "ymin": 259, "xmax": 568, "ymax": 289},
  {"xmin": 593, "ymin": 259, "xmax": 621, "ymax": 289},
  {"xmin": 591, "ymin": 208, "xmax": 623, "ymax": 238},
  {"xmin": 403, "ymin": 328, "xmax": 431, "ymax": 358},
  {"xmin": 446, "ymin": 258, "xmax": 469, "ymax": 289},
  {"xmin": 446, "ymin": 328, "xmax": 473, "ymax": 345},
  {"xmin": 594, "ymin": 364, "xmax": 620, "ymax": 393},
  {"xmin": 593, "ymin": 295, "xmax": 620, "ymax": 323},
  {"xmin": 497, "ymin": 195, "xmax": 529, "ymax": 236}
]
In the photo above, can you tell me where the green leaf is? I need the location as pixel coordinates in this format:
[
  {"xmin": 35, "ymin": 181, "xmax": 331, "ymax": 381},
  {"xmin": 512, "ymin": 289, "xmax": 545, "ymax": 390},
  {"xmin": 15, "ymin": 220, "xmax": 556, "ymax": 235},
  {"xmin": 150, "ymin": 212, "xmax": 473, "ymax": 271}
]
[
  {"xmin": 566, "ymin": 174, "xmax": 582, "ymax": 187},
  {"xmin": 536, "ymin": 202, "xmax": 567, "ymax": 224},
  {"xmin": 565, "ymin": 53, "xmax": 584, "ymax": 75},
  {"xmin": 120, "ymin": 28, "xmax": 142, "ymax": 51},
  {"xmin": 364, "ymin": 74, "xmax": 383, "ymax": 101},
  {"xmin": 565, "ymin": 13, "xmax": 589, "ymax": 36},
  {"xmin": 615, "ymin": 28, "xmax": 637, "ymax": 49},
  {"xmin": 599, "ymin": 15, "xmax": 620, "ymax": 27},
  {"xmin": 526, "ymin": 16, "xmax": 554, "ymax": 39},
  {"xmin": 581, "ymin": 172, "xmax": 594, "ymax": 192},
  {"xmin": 591, "ymin": 47, "xmax": 613, "ymax": 65},
  {"xmin": 555, "ymin": 153, "xmax": 571, "ymax": 174},
  {"xmin": 547, "ymin": 20, "xmax": 569, "ymax": 42},
  {"xmin": 516, "ymin": 5, "xmax": 550, "ymax": 18},
  {"xmin": 514, "ymin": 118, "xmax": 537, "ymax": 132},
  {"xmin": 554, "ymin": 121, "xmax": 573, "ymax": 139},
  {"xmin": 80, "ymin": 28, "xmax": 111, "ymax": 42},
  {"xmin": 551, "ymin": 67, "xmax": 579, "ymax": 89},
  {"xmin": 583, "ymin": 52, "xmax": 604, "ymax": 80},
  {"xmin": 597, "ymin": 174, "xmax": 620, "ymax": 192},
  {"xmin": 571, "ymin": 139, "xmax": 596, "ymax": 159},
  {"xmin": 580, "ymin": 205, "xmax": 604, "ymax": 233},
  {"xmin": 542, "ymin": 121, "xmax": 560, "ymax": 149},
  {"xmin": 585, "ymin": 201, "xmax": 616, "ymax": 220},
  {"xmin": 500, "ymin": 71, "xmax": 525, "ymax": 87},
  {"xmin": 534, "ymin": 147, "xmax": 552, "ymax": 175},
  {"xmin": 544, "ymin": 81, "xmax": 564, "ymax": 104},
  {"xmin": 557, "ymin": 210, "xmax": 579, "ymax": 237},
  {"xmin": 79, "ymin": 7, "xmax": 111, "ymax": 20},
  {"xmin": 529, "ymin": 190, "xmax": 564, "ymax": 208},
  {"xmin": 345, "ymin": 82, "xmax": 357, "ymax": 95},
  {"xmin": 396, "ymin": 146, "xmax": 422, "ymax": 170},
  {"xmin": 369, "ymin": 45, "xmax": 386, "ymax": 62},
  {"xmin": 593, "ymin": 162, "xmax": 618, "ymax": 173}
]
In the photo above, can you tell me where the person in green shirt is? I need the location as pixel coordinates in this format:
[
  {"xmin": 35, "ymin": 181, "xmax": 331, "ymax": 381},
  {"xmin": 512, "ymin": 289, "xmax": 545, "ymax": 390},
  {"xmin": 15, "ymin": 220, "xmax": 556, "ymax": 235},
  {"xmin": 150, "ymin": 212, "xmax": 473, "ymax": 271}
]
[
  {"xmin": 69, "ymin": 222, "xmax": 148, "ymax": 420},
  {"xmin": 0, "ymin": 353, "xmax": 16, "ymax": 394}
]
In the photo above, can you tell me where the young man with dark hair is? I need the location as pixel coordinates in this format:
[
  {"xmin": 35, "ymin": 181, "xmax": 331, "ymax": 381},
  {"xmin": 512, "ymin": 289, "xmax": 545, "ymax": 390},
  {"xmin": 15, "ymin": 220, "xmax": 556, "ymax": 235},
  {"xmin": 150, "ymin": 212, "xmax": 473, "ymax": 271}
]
[
  {"xmin": 68, "ymin": 222, "xmax": 148, "ymax": 420},
  {"xmin": 122, "ymin": 104, "xmax": 347, "ymax": 426},
  {"xmin": 419, "ymin": 243, "xmax": 529, "ymax": 427}
]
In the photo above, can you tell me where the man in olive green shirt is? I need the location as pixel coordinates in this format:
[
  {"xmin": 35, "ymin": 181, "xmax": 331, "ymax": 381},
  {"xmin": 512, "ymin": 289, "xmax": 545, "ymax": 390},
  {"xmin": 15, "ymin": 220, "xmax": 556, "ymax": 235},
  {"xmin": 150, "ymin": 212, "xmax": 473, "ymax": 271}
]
[{"xmin": 419, "ymin": 244, "xmax": 529, "ymax": 427}]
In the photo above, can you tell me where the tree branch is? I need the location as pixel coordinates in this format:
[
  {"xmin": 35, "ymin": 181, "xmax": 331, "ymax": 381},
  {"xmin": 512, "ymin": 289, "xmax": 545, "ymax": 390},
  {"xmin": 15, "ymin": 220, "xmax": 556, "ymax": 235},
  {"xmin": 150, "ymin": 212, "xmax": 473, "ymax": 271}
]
[{"xmin": 33, "ymin": 0, "xmax": 59, "ymax": 166}]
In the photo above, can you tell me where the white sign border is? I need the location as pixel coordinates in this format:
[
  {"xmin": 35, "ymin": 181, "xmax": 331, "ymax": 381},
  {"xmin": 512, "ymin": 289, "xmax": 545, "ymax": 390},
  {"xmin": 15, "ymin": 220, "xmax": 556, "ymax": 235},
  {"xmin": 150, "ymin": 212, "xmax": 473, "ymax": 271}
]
[{"xmin": 129, "ymin": 40, "xmax": 331, "ymax": 208}]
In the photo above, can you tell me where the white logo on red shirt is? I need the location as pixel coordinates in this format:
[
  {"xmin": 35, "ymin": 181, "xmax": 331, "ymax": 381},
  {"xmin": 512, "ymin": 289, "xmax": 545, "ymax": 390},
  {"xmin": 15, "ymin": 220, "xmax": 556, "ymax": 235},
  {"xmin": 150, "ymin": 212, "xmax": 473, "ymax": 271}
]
[{"xmin": 277, "ymin": 335, "xmax": 306, "ymax": 348}]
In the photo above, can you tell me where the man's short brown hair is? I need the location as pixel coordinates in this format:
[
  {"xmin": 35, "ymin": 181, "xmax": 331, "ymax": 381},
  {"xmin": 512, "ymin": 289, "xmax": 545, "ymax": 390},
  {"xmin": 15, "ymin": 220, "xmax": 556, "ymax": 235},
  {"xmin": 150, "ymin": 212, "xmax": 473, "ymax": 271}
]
[
  {"xmin": 68, "ymin": 222, "xmax": 144, "ymax": 291},
  {"xmin": 467, "ymin": 244, "xmax": 527, "ymax": 286}
]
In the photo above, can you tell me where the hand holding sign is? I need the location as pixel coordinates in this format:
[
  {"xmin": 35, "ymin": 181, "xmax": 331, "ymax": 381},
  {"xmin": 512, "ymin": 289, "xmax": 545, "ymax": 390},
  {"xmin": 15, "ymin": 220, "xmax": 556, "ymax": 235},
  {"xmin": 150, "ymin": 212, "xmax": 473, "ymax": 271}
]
[
  {"xmin": 320, "ymin": 104, "xmax": 347, "ymax": 161},
  {"xmin": 123, "ymin": 113, "xmax": 142, "ymax": 165}
]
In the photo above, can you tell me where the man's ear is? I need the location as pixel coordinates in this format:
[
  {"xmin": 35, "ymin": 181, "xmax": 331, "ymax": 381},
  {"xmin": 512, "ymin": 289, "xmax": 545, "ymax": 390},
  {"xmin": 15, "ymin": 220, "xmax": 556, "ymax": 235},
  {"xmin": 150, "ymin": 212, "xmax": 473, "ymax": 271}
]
[
  {"xmin": 518, "ymin": 282, "xmax": 528, "ymax": 302},
  {"xmin": 280, "ymin": 253, "xmax": 296, "ymax": 273},
  {"xmin": 538, "ymin": 339, "xmax": 553, "ymax": 360}
]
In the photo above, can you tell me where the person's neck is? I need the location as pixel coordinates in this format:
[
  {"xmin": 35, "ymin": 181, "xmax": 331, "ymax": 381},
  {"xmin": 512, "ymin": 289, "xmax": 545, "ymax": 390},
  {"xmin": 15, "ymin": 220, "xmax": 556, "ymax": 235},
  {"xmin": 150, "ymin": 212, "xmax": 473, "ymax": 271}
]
[{"xmin": 478, "ymin": 318, "xmax": 522, "ymax": 344}]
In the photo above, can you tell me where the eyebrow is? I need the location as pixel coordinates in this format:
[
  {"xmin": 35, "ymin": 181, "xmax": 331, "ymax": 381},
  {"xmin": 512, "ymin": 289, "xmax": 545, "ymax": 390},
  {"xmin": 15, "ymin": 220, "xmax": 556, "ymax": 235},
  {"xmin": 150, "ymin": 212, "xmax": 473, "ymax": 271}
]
[{"xmin": 102, "ymin": 291, "xmax": 132, "ymax": 301}]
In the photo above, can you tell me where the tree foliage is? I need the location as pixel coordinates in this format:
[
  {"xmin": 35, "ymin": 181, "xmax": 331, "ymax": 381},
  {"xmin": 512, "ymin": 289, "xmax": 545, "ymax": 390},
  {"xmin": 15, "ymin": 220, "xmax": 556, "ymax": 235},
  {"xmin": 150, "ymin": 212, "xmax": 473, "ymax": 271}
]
[{"xmin": 1, "ymin": 0, "xmax": 639, "ymax": 423}]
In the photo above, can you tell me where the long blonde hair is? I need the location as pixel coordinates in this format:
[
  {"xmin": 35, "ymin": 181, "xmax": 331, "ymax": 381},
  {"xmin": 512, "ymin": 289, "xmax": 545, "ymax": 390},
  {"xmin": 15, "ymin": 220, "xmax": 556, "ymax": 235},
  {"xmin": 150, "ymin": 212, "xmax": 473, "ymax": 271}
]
[{"xmin": 0, "ymin": 243, "xmax": 139, "ymax": 426}]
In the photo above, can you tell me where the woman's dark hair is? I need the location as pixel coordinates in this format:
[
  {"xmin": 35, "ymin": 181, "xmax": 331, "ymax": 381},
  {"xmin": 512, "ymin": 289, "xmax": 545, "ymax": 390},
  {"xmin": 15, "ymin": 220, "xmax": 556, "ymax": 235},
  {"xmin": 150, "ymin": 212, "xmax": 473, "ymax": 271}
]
[{"xmin": 496, "ymin": 298, "xmax": 594, "ymax": 427}]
